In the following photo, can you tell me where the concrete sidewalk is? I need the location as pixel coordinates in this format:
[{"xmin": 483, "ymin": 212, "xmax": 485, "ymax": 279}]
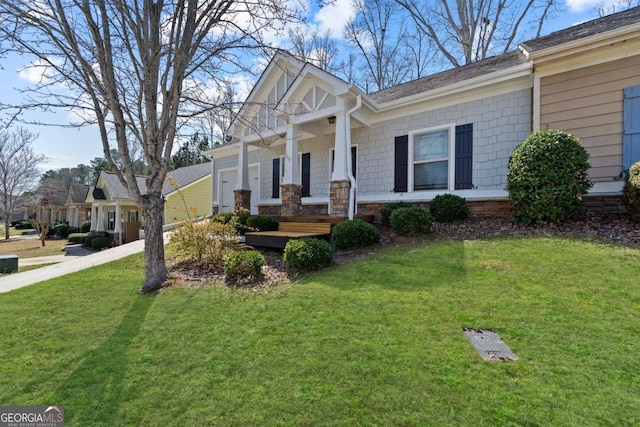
[{"xmin": 0, "ymin": 236, "xmax": 168, "ymax": 293}]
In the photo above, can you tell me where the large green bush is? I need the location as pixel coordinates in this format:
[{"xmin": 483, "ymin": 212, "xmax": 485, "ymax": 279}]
[
  {"xmin": 507, "ymin": 129, "xmax": 592, "ymax": 225},
  {"xmin": 224, "ymin": 250, "xmax": 265, "ymax": 282},
  {"xmin": 90, "ymin": 236, "xmax": 112, "ymax": 250},
  {"xmin": 246, "ymin": 216, "xmax": 279, "ymax": 232},
  {"xmin": 390, "ymin": 207, "xmax": 433, "ymax": 236},
  {"xmin": 331, "ymin": 219, "xmax": 380, "ymax": 250},
  {"xmin": 80, "ymin": 221, "xmax": 91, "ymax": 233},
  {"xmin": 284, "ymin": 238, "xmax": 334, "ymax": 272},
  {"xmin": 429, "ymin": 194, "xmax": 470, "ymax": 223},
  {"xmin": 623, "ymin": 160, "xmax": 640, "ymax": 221},
  {"xmin": 380, "ymin": 201, "xmax": 413, "ymax": 225}
]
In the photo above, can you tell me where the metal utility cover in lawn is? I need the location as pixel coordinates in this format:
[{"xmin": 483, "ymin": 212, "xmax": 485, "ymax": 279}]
[{"xmin": 463, "ymin": 328, "xmax": 518, "ymax": 361}]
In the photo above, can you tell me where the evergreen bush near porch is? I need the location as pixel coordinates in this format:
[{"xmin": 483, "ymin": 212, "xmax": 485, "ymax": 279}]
[
  {"xmin": 331, "ymin": 219, "xmax": 380, "ymax": 250},
  {"xmin": 623, "ymin": 160, "xmax": 640, "ymax": 221},
  {"xmin": 507, "ymin": 129, "xmax": 592, "ymax": 226}
]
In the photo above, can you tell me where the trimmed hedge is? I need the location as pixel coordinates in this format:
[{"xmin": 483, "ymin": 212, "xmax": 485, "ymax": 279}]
[
  {"xmin": 381, "ymin": 202, "xmax": 413, "ymax": 225},
  {"xmin": 331, "ymin": 219, "xmax": 380, "ymax": 250},
  {"xmin": 90, "ymin": 236, "xmax": 112, "ymax": 250},
  {"xmin": 80, "ymin": 221, "xmax": 91, "ymax": 233},
  {"xmin": 507, "ymin": 129, "xmax": 592, "ymax": 225},
  {"xmin": 246, "ymin": 216, "xmax": 279, "ymax": 232},
  {"xmin": 390, "ymin": 207, "xmax": 433, "ymax": 236},
  {"xmin": 224, "ymin": 250, "xmax": 265, "ymax": 281},
  {"xmin": 429, "ymin": 194, "xmax": 470, "ymax": 223},
  {"xmin": 68, "ymin": 233, "xmax": 89, "ymax": 244},
  {"xmin": 284, "ymin": 238, "xmax": 334, "ymax": 272}
]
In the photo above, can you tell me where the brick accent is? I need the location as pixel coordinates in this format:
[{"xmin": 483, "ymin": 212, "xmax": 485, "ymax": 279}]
[
  {"xmin": 330, "ymin": 180, "xmax": 351, "ymax": 217},
  {"xmin": 281, "ymin": 184, "xmax": 302, "ymax": 216},
  {"xmin": 234, "ymin": 189, "xmax": 252, "ymax": 215},
  {"xmin": 582, "ymin": 194, "xmax": 626, "ymax": 217}
]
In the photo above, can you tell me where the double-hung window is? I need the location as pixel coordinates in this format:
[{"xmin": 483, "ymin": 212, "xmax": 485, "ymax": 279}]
[{"xmin": 410, "ymin": 126, "xmax": 454, "ymax": 191}]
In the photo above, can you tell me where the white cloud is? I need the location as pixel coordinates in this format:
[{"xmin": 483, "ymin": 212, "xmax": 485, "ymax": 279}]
[
  {"xmin": 314, "ymin": 0, "xmax": 357, "ymax": 38},
  {"xmin": 565, "ymin": 0, "xmax": 617, "ymax": 12},
  {"xmin": 17, "ymin": 58, "xmax": 61, "ymax": 84}
]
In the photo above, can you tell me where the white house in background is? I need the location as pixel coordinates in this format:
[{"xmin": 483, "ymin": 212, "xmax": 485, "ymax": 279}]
[
  {"xmin": 88, "ymin": 172, "xmax": 145, "ymax": 245},
  {"xmin": 206, "ymin": 7, "xmax": 640, "ymax": 220}
]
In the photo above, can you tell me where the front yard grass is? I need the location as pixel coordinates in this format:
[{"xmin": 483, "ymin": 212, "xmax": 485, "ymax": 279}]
[
  {"xmin": 0, "ymin": 238, "xmax": 67, "ymax": 258},
  {"xmin": 0, "ymin": 237, "xmax": 638, "ymax": 426}
]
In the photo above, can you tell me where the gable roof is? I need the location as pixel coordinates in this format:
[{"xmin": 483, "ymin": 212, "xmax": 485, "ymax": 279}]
[
  {"xmin": 520, "ymin": 6, "xmax": 640, "ymax": 53},
  {"xmin": 98, "ymin": 172, "xmax": 148, "ymax": 200},
  {"xmin": 162, "ymin": 162, "xmax": 211, "ymax": 195},
  {"xmin": 68, "ymin": 184, "xmax": 91, "ymax": 204}
]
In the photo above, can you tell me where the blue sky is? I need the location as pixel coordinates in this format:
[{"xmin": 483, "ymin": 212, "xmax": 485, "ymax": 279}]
[{"xmin": 0, "ymin": 0, "xmax": 617, "ymax": 171}]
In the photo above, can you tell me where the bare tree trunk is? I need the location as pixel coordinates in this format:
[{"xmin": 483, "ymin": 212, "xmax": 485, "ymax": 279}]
[
  {"xmin": 138, "ymin": 194, "xmax": 168, "ymax": 294},
  {"xmin": 4, "ymin": 217, "xmax": 10, "ymax": 240}
]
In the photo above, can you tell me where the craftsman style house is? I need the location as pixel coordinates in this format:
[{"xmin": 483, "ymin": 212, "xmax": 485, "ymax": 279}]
[{"xmin": 205, "ymin": 7, "xmax": 640, "ymax": 220}]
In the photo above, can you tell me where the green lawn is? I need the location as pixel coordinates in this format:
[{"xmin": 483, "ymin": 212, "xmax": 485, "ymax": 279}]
[{"xmin": 0, "ymin": 237, "xmax": 638, "ymax": 426}]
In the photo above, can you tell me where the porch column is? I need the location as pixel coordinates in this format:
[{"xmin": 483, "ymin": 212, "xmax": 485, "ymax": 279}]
[
  {"xmin": 90, "ymin": 205, "xmax": 97, "ymax": 233},
  {"xmin": 114, "ymin": 203, "xmax": 122, "ymax": 245},
  {"xmin": 281, "ymin": 124, "xmax": 302, "ymax": 217},
  {"xmin": 96, "ymin": 203, "xmax": 105, "ymax": 234},
  {"xmin": 330, "ymin": 112, "xmax": 350, "ymax": 217},
  {"xmin": 73, "ymin": 207, "xmax": 80, "ymax": 228},
  {"xmin": 234, "ymin": 142, "xmax": 251, "ymax": 214}
]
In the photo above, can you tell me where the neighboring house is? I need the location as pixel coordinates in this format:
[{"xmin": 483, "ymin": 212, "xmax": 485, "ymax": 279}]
[
  {"xmin": 162, "ymin": 162, "xmax": 212, "ymax": 224},
  {"xmin": 88, "ymin": 172, "xmax": 145, "ymax": 245},
  {"xmin": 205, "ymin": 7, "xmax": 640, "ymax": 220},
  {"xmin": 65, "ymin": 184, "xmax": 91, "ymax": 228}
]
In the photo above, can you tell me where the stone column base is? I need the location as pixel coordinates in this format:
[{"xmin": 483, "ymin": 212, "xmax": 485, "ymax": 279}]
[
  {"xmin": 281, "ymin": 184, "xmax": 302, "ymax": 216},
  {"xmin": 330, "ymin": 180, "xmax": 351, "ymax": 217},
  {"xmin": 234, "ymin": 189, "xmax": 252, "ymax": 215}
]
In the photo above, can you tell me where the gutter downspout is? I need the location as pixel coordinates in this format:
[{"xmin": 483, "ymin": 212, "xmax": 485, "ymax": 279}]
[{"xmin": 346, "ymin": 95, "xmax": 361, "ymax": 220}]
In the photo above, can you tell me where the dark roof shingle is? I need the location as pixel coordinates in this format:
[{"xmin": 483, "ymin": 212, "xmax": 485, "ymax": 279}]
[
  {"xmin": 162, "ymin": 162, "xmax": 211, "ymax": 195},
  {"xmin": 370, "ymin": 50, "xmax": 528, "ymax": 104},
  {"xmin": 521, "ymin": 6, "xmax": 640, "ymax": 52}
]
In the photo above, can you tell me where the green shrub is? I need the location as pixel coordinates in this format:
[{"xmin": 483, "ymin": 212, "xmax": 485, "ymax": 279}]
[
  {"xmin": 390, "ymin": 207, "xmax": 433, "ymax": 236},
  {"xmin": 83, "ymin": 235, "xmax": 98, "ymax": 245},
  {"xmin": 507, "ymin": 129, "xmax": 593, "ymax": 225},
  {"xmin": 53, "ymin": 223, "xmax": 70, "ymax": 238},
  {"xmin": 429, "ymin": 194, "xmax": 470, "ymax": 223},
  {"xmin": 623, "ymin": 160, "xmax": 640, "ymax": 221},
  {"xmin": 331, "ymin": 219, "xmax": 380, "ymax": 250},
  {"xmin": 284, "ymin": 238, "xmax": 334, "ymax": 272},
  {"xmin": 246, "ymin": 216, "xmax": 279, "ymax": 232},
  {"xmin": 212, "ymin": 212, "xmax": 249, "ymax": 234},
  {"xmin": 90, "ymin": 236, "xmax": 112, "ymax": 250},
  {"xmin": 80, "ymin": 221, "xmax": 91, "ymax": 233},
  {"xmin": 14, "ymin": 221, "xmax": 33, "ymax": 230},
  {"xmin": 224, "ymin": 250, "xmax": 265, "ymax": 282},
  {"xmin": 212, "ymin": 212, "xmax": 235, "ymax": 223},
  {"xmin": 170, "ymin": 219, "xmax": 240, "ymax": 263},
  {"xmin": 68, "ymin": 232, "xmax": 89, "ymax": 243},
  {"xmin": 381, "ymin": 202, "xmax": 413, "ymax": 225}
]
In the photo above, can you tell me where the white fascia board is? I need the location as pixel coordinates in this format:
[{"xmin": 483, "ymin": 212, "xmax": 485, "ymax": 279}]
[
  {"xmin": 524, "ymin": 23, "xmax": 640, "ymax": 64},
  {"xmin": 533, "ymin": 36, "xmax": 640, "ymax": 78},
  {"xmin": 371, "ymin": 74, "xmax": 533, "ymax": 124},
  {"xmin": 204, "ymin": 142, "xmax": 262, "ymax": 159},
  {"xmin": 369, "ymin": 62, "xmax": 533, "ymax": 114}
]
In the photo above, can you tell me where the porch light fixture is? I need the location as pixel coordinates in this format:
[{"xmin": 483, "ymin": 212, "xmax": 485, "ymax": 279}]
[{"xmin": 327, "ymin": 116, "xmax": 336, "ymax": 124}]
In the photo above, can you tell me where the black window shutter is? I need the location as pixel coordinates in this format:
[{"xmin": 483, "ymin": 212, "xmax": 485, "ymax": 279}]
[
  {"xmin": 301, "ymin": 153, "xmax": 311, "ymax": 197},
  {"xmin": 271, "ymin": 158, "xmax": 280, "ymax": 198},
  {"xmin": 351, "ymin": 146, "xmax": 357, "ymax": 178},
  {"xmin": 455, "ymin": 124, "xmax": 473, "ymax": 190},
  {"xmin": 394, "ymin": 135, "xmax": 408, "ymax": 192}
]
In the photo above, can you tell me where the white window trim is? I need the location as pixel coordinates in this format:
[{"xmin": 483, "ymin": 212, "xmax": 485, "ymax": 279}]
[{"xmin": 408, "ymin": 123, "xmax": 456, "ymax": 192}]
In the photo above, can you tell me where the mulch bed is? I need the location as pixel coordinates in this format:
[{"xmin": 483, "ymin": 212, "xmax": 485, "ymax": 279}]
[{"xmin": 164, "ymin": 215, "xmax": 640, "ymax": 290}]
